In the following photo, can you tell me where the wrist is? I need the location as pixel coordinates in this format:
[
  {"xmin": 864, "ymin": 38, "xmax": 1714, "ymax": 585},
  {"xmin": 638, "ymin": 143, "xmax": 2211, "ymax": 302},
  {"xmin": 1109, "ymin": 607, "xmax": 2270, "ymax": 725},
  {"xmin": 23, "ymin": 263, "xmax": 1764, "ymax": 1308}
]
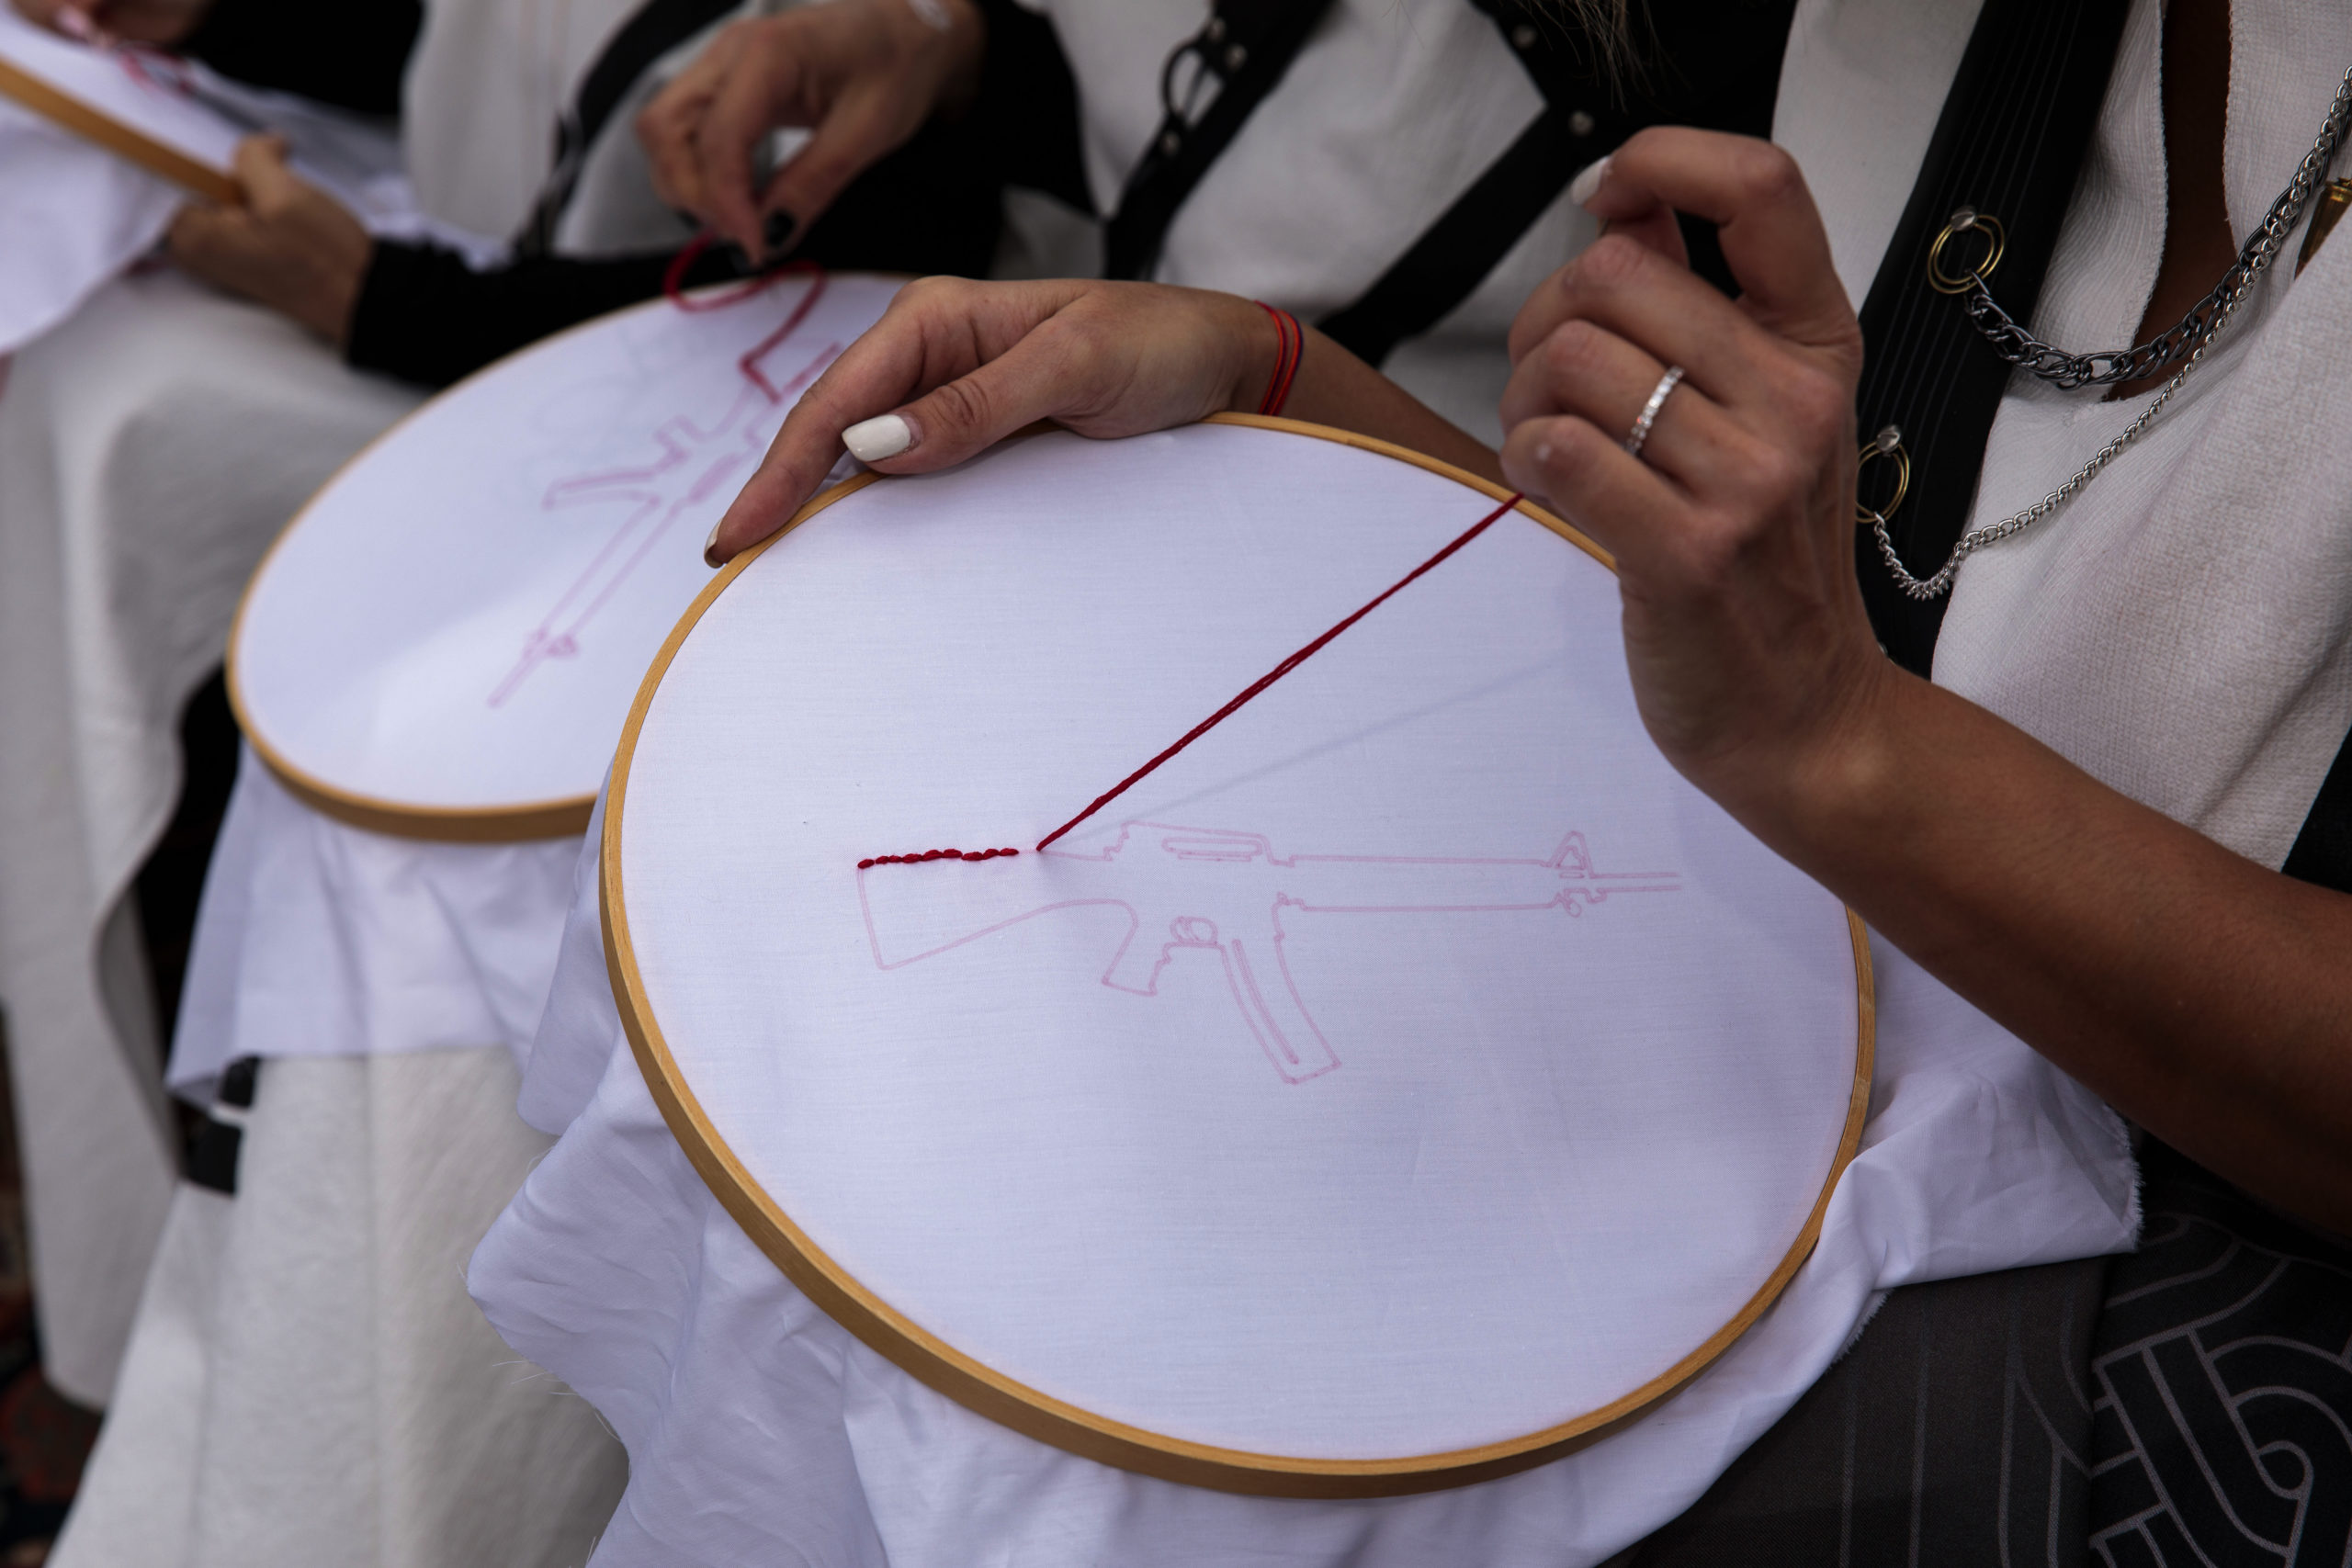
[
  {"xmin": 1717, "ymin": 650, "xmax": 1924, "ymax": 871},
  {"xmin": 1217, "ymin": 296, "xmax": 1302, "ymax": 416}
]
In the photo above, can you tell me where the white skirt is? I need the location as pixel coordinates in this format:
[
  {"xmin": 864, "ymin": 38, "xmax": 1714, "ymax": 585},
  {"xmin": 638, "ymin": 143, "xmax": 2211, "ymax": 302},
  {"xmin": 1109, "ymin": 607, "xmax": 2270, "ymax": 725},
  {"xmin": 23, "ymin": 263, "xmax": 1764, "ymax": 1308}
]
[
  {"xmin": 52, "ymin": 1048, "xmax": 626, "ymax": 1568},
  {"xmin": 0, "ymin": 269, "xmax": 421, "ymax": 1404}
]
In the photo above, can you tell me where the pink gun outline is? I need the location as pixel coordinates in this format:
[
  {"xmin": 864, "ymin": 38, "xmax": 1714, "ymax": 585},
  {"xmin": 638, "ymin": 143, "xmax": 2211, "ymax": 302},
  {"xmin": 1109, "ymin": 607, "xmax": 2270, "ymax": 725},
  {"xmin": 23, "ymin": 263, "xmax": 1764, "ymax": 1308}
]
[
  {"xmin": 857, "ymin": 820, "xmax": 1680, "ymax": 1083},
  {"xmin": 485, "ymin": 294, "xmax": 842, "ymax": 707}
]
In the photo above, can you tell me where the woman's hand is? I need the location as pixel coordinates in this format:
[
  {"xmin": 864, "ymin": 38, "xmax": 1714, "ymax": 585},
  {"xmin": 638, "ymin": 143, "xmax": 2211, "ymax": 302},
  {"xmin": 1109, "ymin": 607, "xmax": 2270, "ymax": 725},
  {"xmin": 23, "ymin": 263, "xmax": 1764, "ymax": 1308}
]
[
  {"xmin": 707, "ymin": 276, "xmax": 1498, "ymax": 564},
  {"xmin": 168, "ymin": 135, "xmax": 371, "ymax": 344},
  {"xmin": 1499, "ymin": 128, "xmax": 1883, "ymax": 820},
  {"xmin": 10, "ymin": 0, "xmax": 211, "ymax": 45},
  {"xmin": 1502, "ymin": 129, "xmax": 2352, "ymax": 1233},
  {"xmin": 709, "ymin": 278, "xmax": 1278, "ymax": 561},
  {"xmin": 638, "ymin": 0, "xmax": 985, "ymax": 265}
]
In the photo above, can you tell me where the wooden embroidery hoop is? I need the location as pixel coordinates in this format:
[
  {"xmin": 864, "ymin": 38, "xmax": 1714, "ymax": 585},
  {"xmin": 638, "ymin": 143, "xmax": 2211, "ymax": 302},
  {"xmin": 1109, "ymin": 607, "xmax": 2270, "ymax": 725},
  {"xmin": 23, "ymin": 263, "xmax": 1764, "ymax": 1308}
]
[
  {"xmin": 0, "ymin": 51, "xmax": 239, "ymax": 205},
  {"xmin": 226, "ymin": 292, "xmax": 738, "ymax": 844},
  {"xmin": 599, "ymin": 412, "xmax": 1878, "ymax": 1498}
]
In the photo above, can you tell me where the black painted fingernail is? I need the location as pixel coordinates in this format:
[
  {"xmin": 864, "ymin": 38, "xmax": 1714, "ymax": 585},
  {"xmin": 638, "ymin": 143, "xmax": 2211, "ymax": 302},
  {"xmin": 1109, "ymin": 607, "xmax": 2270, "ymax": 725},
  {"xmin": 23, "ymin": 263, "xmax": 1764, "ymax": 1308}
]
[
  {"xmin": 763, "ymin": 209, "xmax": 797, "ymax": 253},
  {"xmin": 723, "ymin": 239, "xmax": 754, "ymax": 273}
]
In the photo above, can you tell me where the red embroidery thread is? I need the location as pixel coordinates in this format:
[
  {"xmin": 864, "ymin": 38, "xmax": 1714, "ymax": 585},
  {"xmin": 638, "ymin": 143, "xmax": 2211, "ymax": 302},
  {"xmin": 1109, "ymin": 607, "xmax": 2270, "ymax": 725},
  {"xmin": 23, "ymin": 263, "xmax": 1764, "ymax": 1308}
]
[
  {"xmin": 663, "ymin": 239, "xmax": 831, "ymax": 400},
  {"xmin": 858, "ymin": 848, "xmax": 1022, "ymax": 870},
  {"xmin": 849, "ymin": 475, "xmax": 1525, "ymax": 868},
  {"xmin": 1033, "ymin": 491, "xmax": 1525, "ymax": 852}
]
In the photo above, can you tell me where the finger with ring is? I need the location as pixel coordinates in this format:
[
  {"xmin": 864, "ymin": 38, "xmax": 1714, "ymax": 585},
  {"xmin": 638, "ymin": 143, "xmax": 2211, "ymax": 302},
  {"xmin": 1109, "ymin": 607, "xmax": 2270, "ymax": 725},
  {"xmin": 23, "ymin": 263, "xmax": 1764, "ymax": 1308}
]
[
  {"xmin": 1500, "ymin": 321, "xmax": 1739, "ymax": 488},
  {"xmin": 1624, "ymin": 366, "xmax": 1683, "ymax": 457}
]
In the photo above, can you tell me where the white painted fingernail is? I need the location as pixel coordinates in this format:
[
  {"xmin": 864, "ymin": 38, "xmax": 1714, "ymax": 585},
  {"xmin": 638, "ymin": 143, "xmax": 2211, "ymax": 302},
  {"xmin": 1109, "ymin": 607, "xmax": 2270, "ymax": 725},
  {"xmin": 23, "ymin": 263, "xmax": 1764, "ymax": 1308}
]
[
  {"xmin": 1568, "ymin": 155, "xmax": 1611, "ymax": 209},
  {"xmin": 842, "ymin": 412, "xmax": 912, "ymax": 462},
  {"xmin": 704, "ymin": 519, "xmax": 722, "ymax": 558}
]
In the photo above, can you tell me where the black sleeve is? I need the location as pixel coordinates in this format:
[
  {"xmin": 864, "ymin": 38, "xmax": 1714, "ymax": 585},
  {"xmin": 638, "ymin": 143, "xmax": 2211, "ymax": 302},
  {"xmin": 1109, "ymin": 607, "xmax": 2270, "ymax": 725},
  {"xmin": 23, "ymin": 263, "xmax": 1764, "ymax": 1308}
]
[
  {"xmin": 347, "ymin": 114, "xmax": 1019, "ymax": 390},
  {"xmin": 179, "ymin": 0, "xmax": 422, "ymax": 118},
  {"xmin": 970, "ymin": 0, "xmax": 1090, "ymax": 213},
  {"xmin": 345, "ymin": 242, "xmax": 741, "ymax": 389}
]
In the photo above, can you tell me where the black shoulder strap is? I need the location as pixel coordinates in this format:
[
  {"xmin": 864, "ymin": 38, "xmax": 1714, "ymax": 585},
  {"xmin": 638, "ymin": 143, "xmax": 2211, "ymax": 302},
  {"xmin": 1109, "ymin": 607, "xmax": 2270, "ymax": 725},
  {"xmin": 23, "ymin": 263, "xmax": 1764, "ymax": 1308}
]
[
  {"xmin": 1321, "ymin": 0, "xmax": 1795, "ymax": 369},
  {"xmin": 1850, "ymin": 0, "xmax": 2131, "ymax": 673},
  {"xmin": 2283, "ymin": 727, "xmax": 2352, "ymax": 893},
  {"xmin": 1102, "ymin": 0, "xmax": 1340, "ymax": 281},
  {"xmin": 515, "ymin": 0, "xmax": 746, "ymax": 256}
]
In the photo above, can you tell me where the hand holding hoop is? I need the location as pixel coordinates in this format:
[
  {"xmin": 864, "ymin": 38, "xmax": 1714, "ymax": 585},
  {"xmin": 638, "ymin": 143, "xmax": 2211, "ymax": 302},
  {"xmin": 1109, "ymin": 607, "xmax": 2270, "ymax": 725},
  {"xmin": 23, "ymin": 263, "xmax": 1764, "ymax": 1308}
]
[{"xmin": 708, "ymin": 279, "xmax": 1290, "ymax": 563}]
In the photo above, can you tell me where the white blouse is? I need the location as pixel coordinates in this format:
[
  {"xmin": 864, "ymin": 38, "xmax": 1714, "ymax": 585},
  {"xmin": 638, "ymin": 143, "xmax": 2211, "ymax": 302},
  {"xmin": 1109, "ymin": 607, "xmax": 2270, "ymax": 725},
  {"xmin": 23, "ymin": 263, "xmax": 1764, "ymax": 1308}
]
[
  {"xmin": 1027, "ymin": 0, "xmax": 1600, "ymax": 445},
  {"xmin": 1937, "ymin": 0, "xmax": 2352, "ymax": 869}
]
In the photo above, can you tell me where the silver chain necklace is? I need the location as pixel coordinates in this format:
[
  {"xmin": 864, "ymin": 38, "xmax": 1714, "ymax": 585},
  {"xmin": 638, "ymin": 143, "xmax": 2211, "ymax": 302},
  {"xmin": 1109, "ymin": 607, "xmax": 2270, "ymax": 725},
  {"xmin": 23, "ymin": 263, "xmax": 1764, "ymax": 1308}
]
[{"xmin": 1868, "ymin": 62, "xmax": 2352, "ymax": 602}]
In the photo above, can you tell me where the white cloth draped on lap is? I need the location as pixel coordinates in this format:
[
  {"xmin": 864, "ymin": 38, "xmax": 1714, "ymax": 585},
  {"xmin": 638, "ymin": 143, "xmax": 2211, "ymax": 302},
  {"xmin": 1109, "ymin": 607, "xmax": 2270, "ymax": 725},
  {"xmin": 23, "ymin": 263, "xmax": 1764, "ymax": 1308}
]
[
  {"xmin": 167, "ymin": 750, "xmax": 582, "ymax": 1102},
  {"xmin": 51, "ymin": 1049, "xmax": 626, "ymax": 1568},
  {"xmin": 0, "ymin": 0, "xmax": 719, "ymax": 1400},
  {"xmin": 53, "ymin": 749, "xmax": 622, "ymax": 1566},
  {"xmin": 0, "ymin": 101, "xmax": 177, "ymax": 355},
  {"xmin": 0, "ymin": 270, "xmax": 420, "ymax": 1403},
  {"xmin": 466, "ymin": 792, "xmax": 2135, "ymax": 1566}
]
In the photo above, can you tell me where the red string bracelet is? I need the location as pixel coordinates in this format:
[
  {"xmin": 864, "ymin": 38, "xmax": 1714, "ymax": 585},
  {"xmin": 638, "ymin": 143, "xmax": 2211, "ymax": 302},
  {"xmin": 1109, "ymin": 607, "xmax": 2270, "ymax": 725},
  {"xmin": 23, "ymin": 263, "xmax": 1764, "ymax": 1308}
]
[{"xmin": 1252, "ymin": 301, "xmax": 1304, "ymax": 416}]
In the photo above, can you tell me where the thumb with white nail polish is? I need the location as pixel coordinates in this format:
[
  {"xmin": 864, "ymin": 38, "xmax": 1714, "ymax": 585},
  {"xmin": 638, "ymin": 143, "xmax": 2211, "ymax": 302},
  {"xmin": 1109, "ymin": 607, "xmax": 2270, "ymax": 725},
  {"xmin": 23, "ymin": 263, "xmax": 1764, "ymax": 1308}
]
[{"xmin": 842, "ymin": 412, "xmax": 914, "ymax": 462}]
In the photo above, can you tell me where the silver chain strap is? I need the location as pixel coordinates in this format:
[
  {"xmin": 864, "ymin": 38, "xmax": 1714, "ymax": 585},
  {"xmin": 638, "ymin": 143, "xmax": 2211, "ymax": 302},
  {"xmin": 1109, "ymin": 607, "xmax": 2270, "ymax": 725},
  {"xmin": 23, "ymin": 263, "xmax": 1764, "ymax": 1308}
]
[{"xmin": 1871, "ymin": 62, "xmax": 2352, "ymax": 602}]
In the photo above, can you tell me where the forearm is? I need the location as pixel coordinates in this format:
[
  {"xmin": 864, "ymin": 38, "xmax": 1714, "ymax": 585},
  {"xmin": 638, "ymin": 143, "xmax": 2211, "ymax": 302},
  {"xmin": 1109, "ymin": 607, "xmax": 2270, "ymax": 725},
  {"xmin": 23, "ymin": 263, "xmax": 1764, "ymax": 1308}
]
[
  {"xmin": 1757, "ymin": 666, "xmax": 2352, "ymax": 1229},
  {"xmin": 345, "ymin": 242, "xmax": 736, "ymax": 389}
]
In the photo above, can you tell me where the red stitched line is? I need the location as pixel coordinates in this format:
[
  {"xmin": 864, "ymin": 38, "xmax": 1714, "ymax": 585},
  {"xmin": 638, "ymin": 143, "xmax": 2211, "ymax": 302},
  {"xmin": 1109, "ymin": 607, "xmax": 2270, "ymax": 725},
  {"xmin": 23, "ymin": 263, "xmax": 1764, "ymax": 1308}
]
[
  {"xmin": 1033, "ymin": 491, "xmax": 1524, "ymax": 852},
  {"xmin": 662, "ymin": 233, "xmax": 822, "ymax": 317},
  {"xmin": 736, "ymin": 265, "xmax": 829, "ymax": 400},
  {"xmin": 858, "ymin": 848, "xmax": 1022, "ymax": 870}
]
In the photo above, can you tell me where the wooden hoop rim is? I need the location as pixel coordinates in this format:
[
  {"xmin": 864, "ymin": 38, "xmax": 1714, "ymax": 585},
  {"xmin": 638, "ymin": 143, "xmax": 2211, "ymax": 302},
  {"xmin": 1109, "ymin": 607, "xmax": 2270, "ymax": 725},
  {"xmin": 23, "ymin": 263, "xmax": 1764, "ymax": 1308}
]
[
  {"xmin": 225, "ymin": 282, "xmax": 844, "ymax": 844},
  {"xmin": 601, "ymin": 412, "xmax": 1878, "ymax": 1496},
  {"xmin": 0, "ymin": 54, "xmax": 240, "ymax": 205}
]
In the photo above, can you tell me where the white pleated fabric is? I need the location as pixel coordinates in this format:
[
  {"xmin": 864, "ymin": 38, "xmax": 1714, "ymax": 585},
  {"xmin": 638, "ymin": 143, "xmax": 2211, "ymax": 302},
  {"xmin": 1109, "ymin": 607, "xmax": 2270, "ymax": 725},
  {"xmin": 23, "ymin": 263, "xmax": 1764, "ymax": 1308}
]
[
  {"xmin": 51, "ymin": 748, "xmax": 624, "ymax": 1565},
  {"xmin": 0, "ymin": 270, "xmax": 422, "ymax": 1403},
  {"xmin": 50, "ymin": 1049, "xmax": 627, "ymax": 1568},
  {"xmin": 165, "ymin": 752, "xmax": 582, "ymax": 1100}
]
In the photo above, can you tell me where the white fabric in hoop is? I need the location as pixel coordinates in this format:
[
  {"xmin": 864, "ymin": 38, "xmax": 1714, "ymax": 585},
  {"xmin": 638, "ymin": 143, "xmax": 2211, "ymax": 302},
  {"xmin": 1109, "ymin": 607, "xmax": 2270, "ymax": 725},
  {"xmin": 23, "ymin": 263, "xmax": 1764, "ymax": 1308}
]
[
  {"xmin": 231, "ymin": 274, "xmax": 899, "ymax": 824},
  {"xmin": 606, "ymin": 423, "xmax": 1865, "ymax": 1475}
]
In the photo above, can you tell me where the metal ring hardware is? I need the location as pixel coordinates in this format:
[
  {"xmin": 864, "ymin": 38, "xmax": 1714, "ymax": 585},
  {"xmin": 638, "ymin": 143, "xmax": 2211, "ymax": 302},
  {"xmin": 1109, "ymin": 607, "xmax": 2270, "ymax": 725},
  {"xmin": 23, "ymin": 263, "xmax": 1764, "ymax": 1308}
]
[
  {"xmin": 1927, "ymin": 209, "xmax": 2007, "ymax": 294},
  {"xmin": 1853, "ymin": 424, "xmax": 1910, "ymax": 524}
]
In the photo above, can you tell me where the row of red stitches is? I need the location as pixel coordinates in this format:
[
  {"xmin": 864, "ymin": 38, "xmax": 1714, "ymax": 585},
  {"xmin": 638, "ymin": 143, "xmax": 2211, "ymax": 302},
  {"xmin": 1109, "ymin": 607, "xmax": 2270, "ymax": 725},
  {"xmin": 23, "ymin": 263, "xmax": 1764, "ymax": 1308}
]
[{"xmin": 857, "ymin": 847, "xmax": 1022, "ymax": 869}]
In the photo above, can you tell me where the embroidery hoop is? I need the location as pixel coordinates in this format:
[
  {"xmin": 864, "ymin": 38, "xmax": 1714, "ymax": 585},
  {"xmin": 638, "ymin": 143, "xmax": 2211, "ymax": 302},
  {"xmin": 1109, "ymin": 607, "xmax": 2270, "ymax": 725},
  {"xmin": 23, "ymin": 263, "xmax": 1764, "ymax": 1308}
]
[
  {"xmin": 601, "ymin": 413, "xmax": 1876, "ymax": 1497},
  {"xmin": 0, "ymin": 34, "xmax": 239, "ymax": 203},
  {"xmin": 227, "ymin": 276, "xmax": 897, "ymax": 842}
]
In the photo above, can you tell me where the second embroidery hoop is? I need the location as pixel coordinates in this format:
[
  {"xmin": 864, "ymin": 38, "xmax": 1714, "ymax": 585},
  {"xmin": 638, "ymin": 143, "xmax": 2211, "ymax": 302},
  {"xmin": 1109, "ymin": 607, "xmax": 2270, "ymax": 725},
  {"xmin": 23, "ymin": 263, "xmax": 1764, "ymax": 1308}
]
[{"xmin": 227, "ymin": 274, "xmax": 901, "ymax": 841}]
